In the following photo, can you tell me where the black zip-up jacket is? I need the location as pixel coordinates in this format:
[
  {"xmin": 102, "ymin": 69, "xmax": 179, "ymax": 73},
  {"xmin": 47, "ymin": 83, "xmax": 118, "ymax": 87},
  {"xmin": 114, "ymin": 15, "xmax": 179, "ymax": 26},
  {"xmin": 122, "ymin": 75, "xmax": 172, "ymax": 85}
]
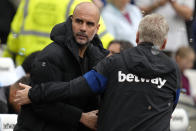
[
  {"xmin": 14, "ymin": 16, "xmax": 108, "ymax": 131},
  {"xmin": 28, "ymin": 43, "xmax": 181, "ymax": 131}
]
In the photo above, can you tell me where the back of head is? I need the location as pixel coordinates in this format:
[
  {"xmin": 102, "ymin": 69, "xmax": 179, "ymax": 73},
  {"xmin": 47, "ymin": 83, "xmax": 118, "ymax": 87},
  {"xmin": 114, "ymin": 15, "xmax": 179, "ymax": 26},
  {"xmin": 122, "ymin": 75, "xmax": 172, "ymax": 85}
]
[
  {"xmin": 11, "ymin": 76, "xmax": 30, "ymax": 90},
  {"xmin": 138, "ymin": 14, "xmax": 169, "ymax": 47},
  {"xmin": 22, "ymin": 51, "xmax": 40, "ymax": 74},
  {"xmin": 118, "ymin": 40, "xmax": 133, "ymax": 51},
  {"xmin": 108, "ymin": 40, "xmax": 133, "ymax": 51},
  {"xmin": 107, "ymin": 40, "xmax": 133, "ymax": 55}
]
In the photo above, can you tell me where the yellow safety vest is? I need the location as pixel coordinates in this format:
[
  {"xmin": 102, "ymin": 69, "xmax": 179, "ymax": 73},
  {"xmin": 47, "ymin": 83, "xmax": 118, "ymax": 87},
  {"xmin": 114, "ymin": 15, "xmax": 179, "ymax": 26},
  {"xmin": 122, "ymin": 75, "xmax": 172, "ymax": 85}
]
[{"xmin": 3, "ymin": 0, "xmax": 113, "ymax": 65}]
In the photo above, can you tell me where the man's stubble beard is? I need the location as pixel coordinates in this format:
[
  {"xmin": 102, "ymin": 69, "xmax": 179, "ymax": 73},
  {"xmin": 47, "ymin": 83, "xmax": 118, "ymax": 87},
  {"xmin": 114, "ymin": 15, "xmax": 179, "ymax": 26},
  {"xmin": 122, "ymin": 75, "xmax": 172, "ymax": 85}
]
[{"xmin": 77, "ymin": 40, "xmax": 91, "ymax": 48}]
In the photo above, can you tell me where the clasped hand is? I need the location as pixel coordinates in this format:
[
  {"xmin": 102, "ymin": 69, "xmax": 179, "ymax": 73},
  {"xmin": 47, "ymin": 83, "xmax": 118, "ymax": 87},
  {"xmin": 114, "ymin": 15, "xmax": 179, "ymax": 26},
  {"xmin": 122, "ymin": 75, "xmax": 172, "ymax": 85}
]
[{"xmin": 14, "ymin": 83, "xmax": 32, "ymax": 105}]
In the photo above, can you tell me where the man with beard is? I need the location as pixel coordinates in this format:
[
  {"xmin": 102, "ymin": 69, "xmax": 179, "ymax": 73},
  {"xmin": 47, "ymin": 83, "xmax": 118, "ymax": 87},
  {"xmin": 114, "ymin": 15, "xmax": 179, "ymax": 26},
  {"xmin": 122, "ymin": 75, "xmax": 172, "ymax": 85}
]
[{"xmin": 14, "ymin": 2, "xmax": 108, "ymax": 131}]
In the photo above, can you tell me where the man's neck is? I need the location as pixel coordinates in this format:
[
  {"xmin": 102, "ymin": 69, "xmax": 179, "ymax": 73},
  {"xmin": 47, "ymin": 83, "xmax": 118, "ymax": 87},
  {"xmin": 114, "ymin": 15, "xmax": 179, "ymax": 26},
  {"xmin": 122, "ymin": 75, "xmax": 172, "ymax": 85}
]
[{"xmin": 79, "ymin": 46, "xmax": 88, "ymax": 58}]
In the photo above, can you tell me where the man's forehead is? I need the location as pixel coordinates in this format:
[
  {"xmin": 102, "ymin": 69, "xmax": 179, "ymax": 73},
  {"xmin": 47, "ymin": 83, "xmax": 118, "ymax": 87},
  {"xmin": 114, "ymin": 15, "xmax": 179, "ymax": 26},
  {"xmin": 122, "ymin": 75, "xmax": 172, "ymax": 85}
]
[
  {"xmin": 73, "ymin": 2, "xmax": 100, "ymax": 22},
  {"xmin": 73, "ymin": 11, "xmax": 98, "ymax": 23},
  {"xmin": 74, "ymin": 2, "xmax": 99, "ymax": 13}
]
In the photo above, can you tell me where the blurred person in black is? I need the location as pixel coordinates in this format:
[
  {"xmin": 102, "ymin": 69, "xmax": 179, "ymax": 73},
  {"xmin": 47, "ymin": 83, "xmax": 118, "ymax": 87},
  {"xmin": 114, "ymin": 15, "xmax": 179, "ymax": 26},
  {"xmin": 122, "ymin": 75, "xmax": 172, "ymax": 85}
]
[
  {"xmin": 0, "ymin": 0, "xmax": 16, "ymax": 44},
  {"xmin": 15, "ymin": 14, "xmax": 181, "ymax": 131},
  {"xmin": 191, "ymin": 17, "xmax": 196, "ymax": 69},
  {"xmin": 107, "ymin": 40, "xmax": 133, "ymax": 56},
  {"xmin": 13, "ymin": 2, "xmax": 109, "ymax": 131}
]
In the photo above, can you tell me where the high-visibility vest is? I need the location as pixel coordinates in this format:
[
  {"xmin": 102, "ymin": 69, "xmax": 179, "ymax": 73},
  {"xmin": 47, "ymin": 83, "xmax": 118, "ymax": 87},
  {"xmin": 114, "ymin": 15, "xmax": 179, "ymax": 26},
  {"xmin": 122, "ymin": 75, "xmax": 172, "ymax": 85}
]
[{"xmin": 3, "ymin": 0, "xmax": 113, "ymax": 66}]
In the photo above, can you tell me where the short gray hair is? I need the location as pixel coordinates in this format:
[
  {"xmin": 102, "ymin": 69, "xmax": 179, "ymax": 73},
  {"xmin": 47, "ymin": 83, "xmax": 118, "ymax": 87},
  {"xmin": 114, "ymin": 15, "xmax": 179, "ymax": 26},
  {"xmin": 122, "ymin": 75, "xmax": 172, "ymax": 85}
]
[{"xmin": 138, "ymin": 14, "xmax": 169, "ymax": 47}]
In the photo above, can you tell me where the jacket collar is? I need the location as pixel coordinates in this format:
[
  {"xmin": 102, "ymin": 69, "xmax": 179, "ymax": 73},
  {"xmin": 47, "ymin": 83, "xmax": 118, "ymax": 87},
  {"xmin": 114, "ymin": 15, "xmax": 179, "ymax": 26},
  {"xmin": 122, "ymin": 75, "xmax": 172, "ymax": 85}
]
[{"xmin": 138, "ymin": 42, "xmax": 154, "ymax": 47}]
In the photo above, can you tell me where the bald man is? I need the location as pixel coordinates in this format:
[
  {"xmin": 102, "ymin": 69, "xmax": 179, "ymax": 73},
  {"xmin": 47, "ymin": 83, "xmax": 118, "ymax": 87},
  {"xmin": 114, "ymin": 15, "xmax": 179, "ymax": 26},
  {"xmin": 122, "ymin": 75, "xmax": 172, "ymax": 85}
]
[{"xmin": 14, "ymin": 2, "xmax": 109, "ymax": 131}]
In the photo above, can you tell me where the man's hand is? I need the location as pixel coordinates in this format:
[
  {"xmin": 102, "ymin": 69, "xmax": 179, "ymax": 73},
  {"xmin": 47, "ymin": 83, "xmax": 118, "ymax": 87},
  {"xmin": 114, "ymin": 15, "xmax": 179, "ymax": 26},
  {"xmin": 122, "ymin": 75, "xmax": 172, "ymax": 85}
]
[
  {"xmin": 140, "ymin": 0, "xmax": 169, "ymax": 14},
  {"xmin": 80, "ymin": 110, "xmax": 98, "ymax": 130},
  {"xmin": 14, "ymin": 83, "xmax": 32, "ymax": 105}
]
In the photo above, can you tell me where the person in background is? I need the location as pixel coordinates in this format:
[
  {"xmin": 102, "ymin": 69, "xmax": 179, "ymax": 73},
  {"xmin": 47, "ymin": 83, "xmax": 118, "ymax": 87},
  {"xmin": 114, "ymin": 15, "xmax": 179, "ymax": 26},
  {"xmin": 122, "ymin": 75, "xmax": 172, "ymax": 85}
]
[
  {"xmin": 3, "ymin": 0, "xmax": 113, "ymax": 66},
  {"xmin": 192, "ymin": 17, "xmax": 196, "ymax": 53},
  {"xmin": 9, "ymin": 0, "xmax": 21, "ymax": 8},
  {"xmin": 93, "ymin": 0, "xmax": 104, "ymax": 10},
  {"xmin": 135, "ymin": 0, "xmax": 194, "ymax": 56},
  {"xmin": 0, "ymin": 76, "xmax": 30, "ymax": 114},
  {"xmin": 0, "ymin": 0, "xmax": 16, "ymax": 44},
  {"xmin": 107, "ymin": 40, "xmax": 133, "ymax": 55},
  {"xmin": 102, "ymin": 0, "xmax": 142, "ymax": 46},
  {"xmin": 15, "ymin": 14, "xmax": 181, "ymax": 131},
  {"xmin": 191, "ymin": 17, "xmax": 196, "ymax": 69},
  {"xmin": 175, "ymin": 46, "xmax": 195, "ymax": 97},
  {"xmin": 20, "ymin": 51, "xmax": 40, "ymax": 75}
]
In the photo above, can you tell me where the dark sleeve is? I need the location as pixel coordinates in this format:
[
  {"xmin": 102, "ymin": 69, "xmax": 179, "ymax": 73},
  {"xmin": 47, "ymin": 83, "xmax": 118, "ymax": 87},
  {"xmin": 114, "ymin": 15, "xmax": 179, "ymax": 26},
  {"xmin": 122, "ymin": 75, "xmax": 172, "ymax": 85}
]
[
  {"xmin": 93, "ymin": 55, "xmax": 114, "ymax": 76},
  {"xmin": 29, "ymin": 77, "xmax": 93, "ymax": 104},
  {"xmin": 28, "ymin": 56, "xmax": 114, "ymax": 104}
]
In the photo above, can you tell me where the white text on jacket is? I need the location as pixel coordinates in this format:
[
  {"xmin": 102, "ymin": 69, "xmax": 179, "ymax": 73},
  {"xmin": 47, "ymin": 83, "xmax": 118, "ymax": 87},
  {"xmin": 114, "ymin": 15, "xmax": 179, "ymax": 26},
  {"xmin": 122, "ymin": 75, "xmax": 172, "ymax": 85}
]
[{"xmin": 118, "ymin": 71, "xmax": 167, "ymax": 88}]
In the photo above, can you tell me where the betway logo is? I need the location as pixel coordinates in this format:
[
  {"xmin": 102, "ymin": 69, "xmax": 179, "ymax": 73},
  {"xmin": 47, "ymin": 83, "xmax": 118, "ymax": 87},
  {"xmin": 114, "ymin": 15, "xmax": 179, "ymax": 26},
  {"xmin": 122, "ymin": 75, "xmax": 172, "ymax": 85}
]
[{"xmin": 118, "ymin": 71, "xmax": 167, "ymax": 88}]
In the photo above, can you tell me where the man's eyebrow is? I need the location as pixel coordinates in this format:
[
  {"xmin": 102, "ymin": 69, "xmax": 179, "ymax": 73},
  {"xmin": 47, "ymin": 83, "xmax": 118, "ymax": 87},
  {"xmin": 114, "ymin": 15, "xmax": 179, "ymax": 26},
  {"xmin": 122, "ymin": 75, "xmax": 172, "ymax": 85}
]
[
  {"xmin": 87, "ymin": 21, "xmax": 95, "ymax": 25},
  {"xmin": 75, "ymin": 18, "xmax": 83, "ymax": 21}
]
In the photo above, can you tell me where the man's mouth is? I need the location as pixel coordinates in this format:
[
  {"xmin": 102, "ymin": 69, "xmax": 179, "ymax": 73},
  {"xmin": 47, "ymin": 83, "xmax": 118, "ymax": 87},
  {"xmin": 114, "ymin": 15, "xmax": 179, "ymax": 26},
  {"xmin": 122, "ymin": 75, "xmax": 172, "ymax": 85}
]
[
  {"xmin": 77, "ymin": 35, "xmax": 87, "ymax": 39},
  {"xmin": 76, "ymin": 33, "xmax": 88, "ymax": 39}
]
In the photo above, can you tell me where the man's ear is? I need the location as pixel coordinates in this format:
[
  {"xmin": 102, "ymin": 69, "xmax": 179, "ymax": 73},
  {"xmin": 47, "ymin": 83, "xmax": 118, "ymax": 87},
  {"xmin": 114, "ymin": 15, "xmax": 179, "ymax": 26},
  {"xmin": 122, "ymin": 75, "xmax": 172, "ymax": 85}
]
[
  {"xmin": 94, "ymin": 24, "xmax": 100, "ymax": 35},
  {"xmin": 136, "ymin": 32, "xmax": 139, "ymax": 45},
  {"xmin": 160, "ymin": 39, "xmax": 167, "ymax": 50},
  {"xmin": 97, "ymin": 24, "xmax": 100, "ymax": 32}
]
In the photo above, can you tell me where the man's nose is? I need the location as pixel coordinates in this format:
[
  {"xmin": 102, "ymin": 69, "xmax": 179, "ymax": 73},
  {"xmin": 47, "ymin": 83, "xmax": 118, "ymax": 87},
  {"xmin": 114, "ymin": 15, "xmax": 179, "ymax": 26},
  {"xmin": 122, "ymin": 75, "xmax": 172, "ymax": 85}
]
[{"xmin": 80, "ymin": 23, "xmax": 87, "ymax": 32}]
